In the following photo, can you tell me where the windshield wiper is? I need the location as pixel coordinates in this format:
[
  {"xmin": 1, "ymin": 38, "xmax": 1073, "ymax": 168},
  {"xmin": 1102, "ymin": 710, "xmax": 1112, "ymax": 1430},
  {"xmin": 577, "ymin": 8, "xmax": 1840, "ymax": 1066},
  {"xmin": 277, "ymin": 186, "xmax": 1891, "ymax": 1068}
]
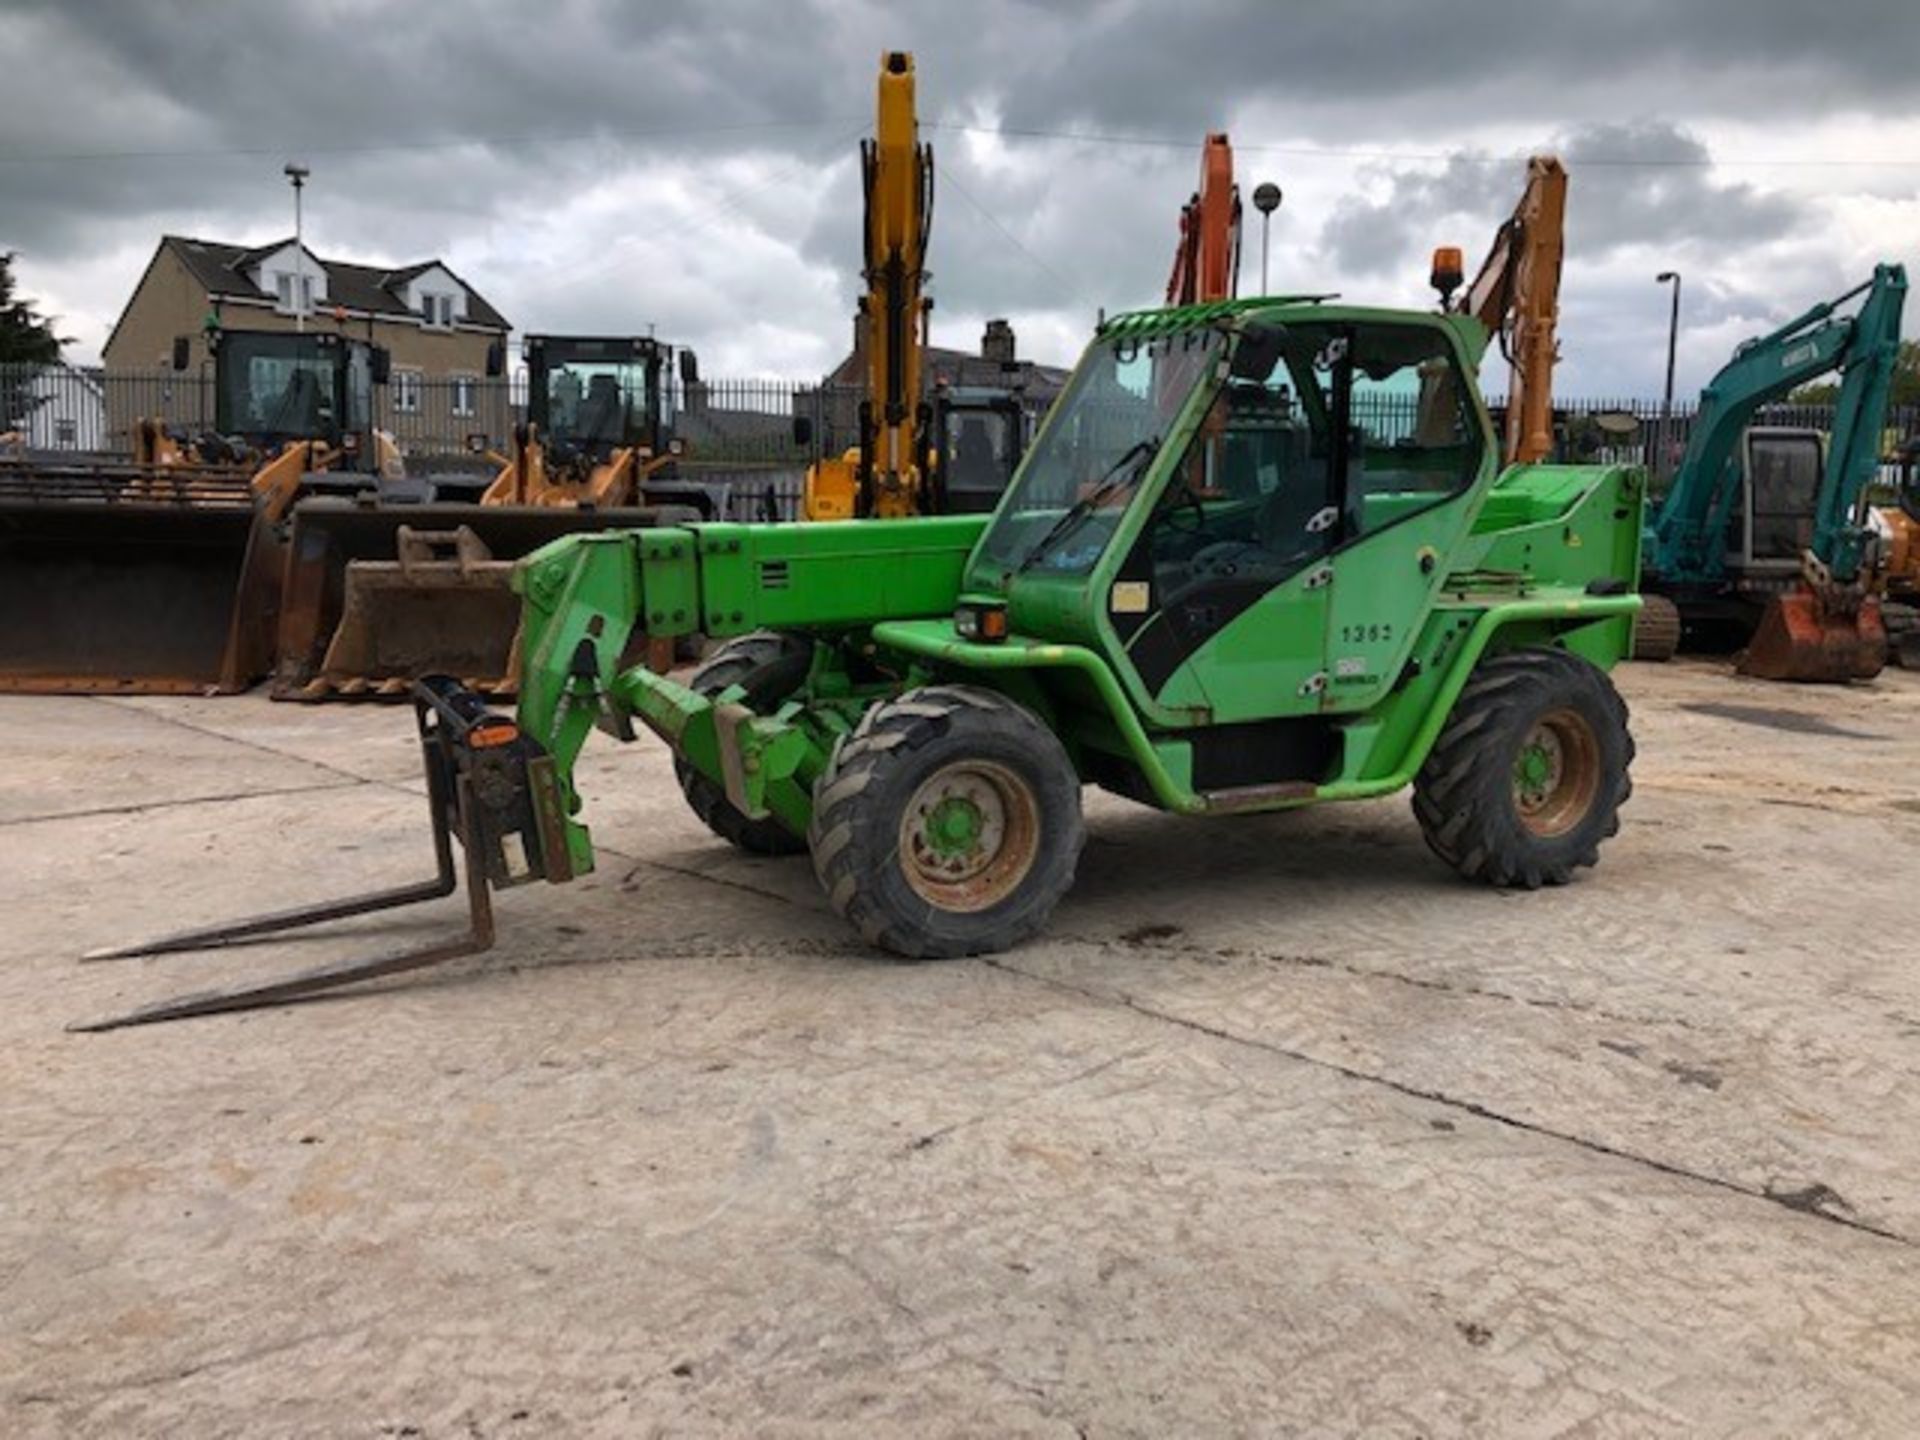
[{"xmin": 1016, "ymin": 436, "xmax": 1161, "ymax": 573}]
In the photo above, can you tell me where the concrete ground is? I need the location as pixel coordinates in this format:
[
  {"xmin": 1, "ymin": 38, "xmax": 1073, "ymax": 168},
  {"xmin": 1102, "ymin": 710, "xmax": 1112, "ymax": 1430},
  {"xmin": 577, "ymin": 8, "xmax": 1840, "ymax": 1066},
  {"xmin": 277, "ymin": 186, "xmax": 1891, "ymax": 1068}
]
[{"xmin": 2, "ymin": 659, "xmax": 1918, "ymax": 1438}]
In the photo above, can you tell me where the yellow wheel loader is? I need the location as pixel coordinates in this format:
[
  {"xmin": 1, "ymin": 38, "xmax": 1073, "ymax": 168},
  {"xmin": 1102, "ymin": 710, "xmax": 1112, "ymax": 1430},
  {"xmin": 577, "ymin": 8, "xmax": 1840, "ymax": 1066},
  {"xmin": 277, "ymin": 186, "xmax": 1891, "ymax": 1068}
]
[
  {"xmin": 272, "ymin": 335, "xmax": 711, "ymax": 699},
  {"xmin": 0, "ymin": 327, "xmax": 399, "ymax": 693}
]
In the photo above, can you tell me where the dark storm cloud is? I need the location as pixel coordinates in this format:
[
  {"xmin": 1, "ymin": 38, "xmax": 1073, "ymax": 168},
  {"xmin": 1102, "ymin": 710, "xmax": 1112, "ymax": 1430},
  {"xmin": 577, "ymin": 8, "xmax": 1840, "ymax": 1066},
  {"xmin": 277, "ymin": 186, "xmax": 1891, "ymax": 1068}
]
[
  {"xmin": 1321, "ymin": 121, "xmax": 1813, "ymax": 278},
  {"xmin": 1, "ymin": 0, "xmax": 1914, "ymax": 384}
]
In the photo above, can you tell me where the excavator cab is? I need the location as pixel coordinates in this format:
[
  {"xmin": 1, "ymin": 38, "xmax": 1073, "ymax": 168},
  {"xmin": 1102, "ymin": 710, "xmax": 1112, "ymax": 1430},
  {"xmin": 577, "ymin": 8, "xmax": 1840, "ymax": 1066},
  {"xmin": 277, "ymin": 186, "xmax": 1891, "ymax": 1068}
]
[
  {"xmin": 1726, "ymin": 428, "xmax": 1823, "ymax": 578},
  {"xmin": 932, "ymin": 387, "xmax": 1026, "ymax": 514},
  {"xmin": 0, "ymin": 328, "xmax": 386, "ymax": 693}
]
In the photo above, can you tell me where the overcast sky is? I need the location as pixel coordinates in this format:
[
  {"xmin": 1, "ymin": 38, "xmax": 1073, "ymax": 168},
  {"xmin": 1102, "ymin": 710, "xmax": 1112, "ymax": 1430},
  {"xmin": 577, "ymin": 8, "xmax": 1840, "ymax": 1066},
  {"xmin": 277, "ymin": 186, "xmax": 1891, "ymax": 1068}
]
[{"xmin": 2, "ymin": 0, "xmax": 1915, "ymax": 395}]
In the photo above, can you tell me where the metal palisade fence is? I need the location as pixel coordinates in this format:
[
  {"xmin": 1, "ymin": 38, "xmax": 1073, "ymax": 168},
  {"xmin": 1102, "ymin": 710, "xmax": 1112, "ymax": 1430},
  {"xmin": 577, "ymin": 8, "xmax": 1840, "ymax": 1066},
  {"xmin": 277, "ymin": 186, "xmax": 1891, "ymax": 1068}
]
[{"xmin": 4, "ymin": 363, "xmax": 1915, "ymax": 504}]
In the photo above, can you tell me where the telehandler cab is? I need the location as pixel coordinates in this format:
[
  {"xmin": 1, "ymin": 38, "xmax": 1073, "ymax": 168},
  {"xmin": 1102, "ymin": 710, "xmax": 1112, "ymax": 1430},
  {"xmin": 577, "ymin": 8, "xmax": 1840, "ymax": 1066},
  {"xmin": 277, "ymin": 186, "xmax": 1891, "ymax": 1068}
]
[{"xmin": 79, "ymin": 295, "xmax": 1645, "ymax": 1030}]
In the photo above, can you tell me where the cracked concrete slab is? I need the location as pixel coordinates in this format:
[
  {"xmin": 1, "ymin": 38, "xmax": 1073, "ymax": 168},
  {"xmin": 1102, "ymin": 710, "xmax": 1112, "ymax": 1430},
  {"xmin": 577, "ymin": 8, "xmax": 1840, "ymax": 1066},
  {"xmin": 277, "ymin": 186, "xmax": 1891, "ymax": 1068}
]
[{"xmin": 3, "ymin": 659, "xmax": 1919, "ymax": 1436}]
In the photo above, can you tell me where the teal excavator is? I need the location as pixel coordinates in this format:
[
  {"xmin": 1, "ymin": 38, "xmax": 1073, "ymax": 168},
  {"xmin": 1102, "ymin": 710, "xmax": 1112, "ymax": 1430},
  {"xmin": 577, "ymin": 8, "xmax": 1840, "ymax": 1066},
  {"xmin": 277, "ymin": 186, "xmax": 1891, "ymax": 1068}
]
[{"xmin": 1635, "ymin": 264, "xmax": 1907, "ymax": 680}]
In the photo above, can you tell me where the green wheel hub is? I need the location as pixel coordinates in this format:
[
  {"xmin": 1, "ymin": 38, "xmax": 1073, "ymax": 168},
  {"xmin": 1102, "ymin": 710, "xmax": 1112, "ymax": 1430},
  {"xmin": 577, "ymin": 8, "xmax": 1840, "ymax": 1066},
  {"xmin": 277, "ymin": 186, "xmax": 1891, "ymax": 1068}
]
[
  {"xmin": 1511, "ymin": 707, "xmax": 1601, "ymax": 838},
  {"xmin": 924, "ymin": 795, "xmax": 987, "ymax": 856}
]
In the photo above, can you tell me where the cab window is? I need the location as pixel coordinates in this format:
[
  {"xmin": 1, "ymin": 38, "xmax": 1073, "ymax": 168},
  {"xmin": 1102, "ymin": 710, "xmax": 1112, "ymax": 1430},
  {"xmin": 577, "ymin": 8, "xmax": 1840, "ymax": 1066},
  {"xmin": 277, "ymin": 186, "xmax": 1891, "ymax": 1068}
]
[{"xmin": 1112, "ymin": 321, "xmax": 1483, "ymax": 656}]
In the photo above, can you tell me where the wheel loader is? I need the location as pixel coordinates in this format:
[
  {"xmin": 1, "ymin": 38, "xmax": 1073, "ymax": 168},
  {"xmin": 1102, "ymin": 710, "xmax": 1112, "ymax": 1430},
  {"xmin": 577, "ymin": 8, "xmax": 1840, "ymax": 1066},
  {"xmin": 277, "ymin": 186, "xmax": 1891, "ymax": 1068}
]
[
  {"xmin": 79, "ymin": 292, "xmax": 1646, "ymax": 1031},
  {"xmin": 0, "ymin": 327, "xmax": 400, "ymax": 693},
  {"xmin": 1870, "ymin": 437, "xmax": 1920, "ymax": 667},
  {"xmin": 271, "ymin": 334, "xmax": 713, "ymax": 699}
]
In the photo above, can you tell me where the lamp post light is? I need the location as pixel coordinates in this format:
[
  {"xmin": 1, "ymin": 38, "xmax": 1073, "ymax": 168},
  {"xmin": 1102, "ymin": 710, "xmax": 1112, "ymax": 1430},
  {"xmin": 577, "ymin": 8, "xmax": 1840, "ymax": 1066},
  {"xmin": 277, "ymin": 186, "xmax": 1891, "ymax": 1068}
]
[
  {"xmin": 1252, "ymin": 182, "xmax": 1283, "ymax": 296},
  {"xmin": 285, "ymin": 162, "xmax": 311, "ymax": 333},
  {"xmin": 1656, "ymin": 270, "xmax": 1681, "ymax": 478}
]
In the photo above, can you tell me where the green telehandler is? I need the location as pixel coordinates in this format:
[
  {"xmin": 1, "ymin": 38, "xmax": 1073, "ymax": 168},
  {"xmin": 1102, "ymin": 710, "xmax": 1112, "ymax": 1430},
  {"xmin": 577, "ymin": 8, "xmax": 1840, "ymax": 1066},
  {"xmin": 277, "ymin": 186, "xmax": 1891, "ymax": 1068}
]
[{"xmin": 78, "ymin": 294, "xmax": 1646, "ymax": 1031}]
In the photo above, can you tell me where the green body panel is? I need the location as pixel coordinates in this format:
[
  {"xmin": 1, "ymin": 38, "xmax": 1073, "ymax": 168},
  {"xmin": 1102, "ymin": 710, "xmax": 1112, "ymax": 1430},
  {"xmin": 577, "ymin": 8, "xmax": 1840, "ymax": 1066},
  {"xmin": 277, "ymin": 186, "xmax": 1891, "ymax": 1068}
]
[
  {"xmin": 676, "ymin": 517, "xmax": 986, "ymax": 638},
  {"xmin": 506, "ymin": 297, "xmax": 1645, "ymax": 879}
]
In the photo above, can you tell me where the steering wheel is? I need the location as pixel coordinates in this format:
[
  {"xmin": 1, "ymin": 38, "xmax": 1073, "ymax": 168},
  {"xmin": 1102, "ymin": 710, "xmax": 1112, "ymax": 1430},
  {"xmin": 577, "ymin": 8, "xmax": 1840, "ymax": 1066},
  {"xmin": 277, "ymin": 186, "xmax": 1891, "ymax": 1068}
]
[{"xmin": 1158, "ymin": 484, "xmax": 1207, "ymax": 534}]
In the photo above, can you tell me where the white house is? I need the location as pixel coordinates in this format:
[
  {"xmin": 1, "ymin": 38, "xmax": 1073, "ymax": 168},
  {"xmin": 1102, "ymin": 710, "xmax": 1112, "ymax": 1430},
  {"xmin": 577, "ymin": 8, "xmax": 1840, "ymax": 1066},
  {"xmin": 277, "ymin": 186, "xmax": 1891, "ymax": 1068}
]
[{"xmin": 20, "ymin": 369, "xmax": 107, "ymax": 451}]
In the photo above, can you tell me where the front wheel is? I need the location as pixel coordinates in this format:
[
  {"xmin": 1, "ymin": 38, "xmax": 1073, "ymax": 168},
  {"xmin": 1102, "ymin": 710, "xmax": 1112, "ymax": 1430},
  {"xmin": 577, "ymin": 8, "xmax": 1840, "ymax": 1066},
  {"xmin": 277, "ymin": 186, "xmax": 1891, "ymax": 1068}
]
[
  {"xmin": 1413, "ymin": 648, "xmax": 1633, "ymax": 889},
  {"xmin": 808, "ymin": 685, "xmax": 1085, "ymax": 958}
]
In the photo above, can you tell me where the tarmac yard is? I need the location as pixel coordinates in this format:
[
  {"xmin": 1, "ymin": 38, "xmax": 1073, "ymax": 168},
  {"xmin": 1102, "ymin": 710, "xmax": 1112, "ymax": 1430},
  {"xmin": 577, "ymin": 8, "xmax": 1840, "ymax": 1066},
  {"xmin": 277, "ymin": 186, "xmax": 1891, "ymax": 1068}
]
[{"xmin": 4, "ymin": 660, "xmax": 1920, "ymax": 1438}]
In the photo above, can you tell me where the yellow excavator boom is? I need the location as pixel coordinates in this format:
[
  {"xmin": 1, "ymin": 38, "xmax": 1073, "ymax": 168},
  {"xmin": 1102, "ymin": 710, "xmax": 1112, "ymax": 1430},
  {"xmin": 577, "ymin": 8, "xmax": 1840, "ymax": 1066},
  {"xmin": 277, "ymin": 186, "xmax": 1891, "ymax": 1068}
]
[{"xmin": 804, "ymin": 50, "xmax": 934, "ymax": 519}]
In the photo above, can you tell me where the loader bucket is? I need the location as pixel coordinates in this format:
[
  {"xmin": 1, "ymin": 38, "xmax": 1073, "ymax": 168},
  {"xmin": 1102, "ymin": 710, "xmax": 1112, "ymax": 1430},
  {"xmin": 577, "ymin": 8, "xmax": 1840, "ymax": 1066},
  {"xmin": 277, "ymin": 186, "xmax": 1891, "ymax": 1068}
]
[
  {"xmin": 273, "ymin": 500, "xmax": 695, "ymax": 701},
  {"xmin": 308, "ymin": 525, "xmax": 520, "ymax": 697},
  {"xmin": 0, "ymin": 457, "xmax": 280, "ymax": 693},
  {"xmin": 1737, "ymin": 587, "xmax": 1887, "ymax": 683}
]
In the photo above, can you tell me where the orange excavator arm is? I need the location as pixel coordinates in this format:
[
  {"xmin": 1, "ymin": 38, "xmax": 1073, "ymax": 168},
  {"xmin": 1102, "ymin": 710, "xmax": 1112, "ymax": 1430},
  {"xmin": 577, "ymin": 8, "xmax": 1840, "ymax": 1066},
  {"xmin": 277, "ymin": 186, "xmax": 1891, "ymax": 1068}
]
[
  {"xmin": 1167, "ymin": 133, "xmax": 1242, "ymax": 306},
  {"xmin": 1443, "ymin": 154, "xmax": 1567, "ymax": 466}
]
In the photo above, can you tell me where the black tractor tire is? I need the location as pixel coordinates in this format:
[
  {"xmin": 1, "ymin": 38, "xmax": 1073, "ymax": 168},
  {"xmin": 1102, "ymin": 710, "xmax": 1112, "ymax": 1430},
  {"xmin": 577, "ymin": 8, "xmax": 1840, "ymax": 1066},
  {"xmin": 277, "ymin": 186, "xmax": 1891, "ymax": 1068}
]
[
  {"xmin": 673, "ymin": 631, "xmax": 812, "ymax": 856},
  {"xmin": 1632, "ymin": 593, "xmax": 1682, "ymax": 662},
  {"xmin": 808, "ymin": 685, "xmax": 1085, "ymax": 959},
  {"xmin": 1413, "ymin": 648, "xmax": 1634, "ymax": 890}
]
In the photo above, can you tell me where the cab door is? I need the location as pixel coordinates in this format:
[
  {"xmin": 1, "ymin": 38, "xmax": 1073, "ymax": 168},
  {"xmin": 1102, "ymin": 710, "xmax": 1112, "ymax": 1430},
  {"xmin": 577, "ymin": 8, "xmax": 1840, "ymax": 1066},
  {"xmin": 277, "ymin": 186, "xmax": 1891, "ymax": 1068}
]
[{"xmin": 1105, "ymin": 380, "xmax": 1338, "ymax": 717}]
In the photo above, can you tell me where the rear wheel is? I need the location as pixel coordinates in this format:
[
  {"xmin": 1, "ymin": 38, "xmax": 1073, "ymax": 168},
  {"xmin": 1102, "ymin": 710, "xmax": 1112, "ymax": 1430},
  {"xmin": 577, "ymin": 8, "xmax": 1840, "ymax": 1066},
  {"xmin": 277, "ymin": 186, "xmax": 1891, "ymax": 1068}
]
[
  {"xmin": 674, "ymin": 631, "xmax": 811, "ymax": 855},
  {"xmin": 809, "ymin": 685, "xmax": 1084, "ymax": 958},
  {"xmin": 1632, "ymin": 593, "xmax": 1682, "ymax": 662},
  {"xmin": 1413, "ymin": 648, "xmax": 1633, "ymax": 889}
]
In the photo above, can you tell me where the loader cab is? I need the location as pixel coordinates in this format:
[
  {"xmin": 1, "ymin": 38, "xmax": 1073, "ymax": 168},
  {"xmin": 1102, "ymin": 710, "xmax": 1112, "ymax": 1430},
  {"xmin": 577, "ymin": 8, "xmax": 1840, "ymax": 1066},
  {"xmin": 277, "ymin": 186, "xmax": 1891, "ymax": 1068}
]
[
  {"xmin": 1725, "ymin": 427, "xmax": 1822, "ymax": 579},
  {"xmin": 933, "ymin": 386, "xmax": 1027, "ymax": 514},
  {"xmin": 523, "ymin": 335, "xmax": 667, "ymax": 467},
  {"xmin": 211, "ymin": 329, "xmax": 382, "ymax": 470}
]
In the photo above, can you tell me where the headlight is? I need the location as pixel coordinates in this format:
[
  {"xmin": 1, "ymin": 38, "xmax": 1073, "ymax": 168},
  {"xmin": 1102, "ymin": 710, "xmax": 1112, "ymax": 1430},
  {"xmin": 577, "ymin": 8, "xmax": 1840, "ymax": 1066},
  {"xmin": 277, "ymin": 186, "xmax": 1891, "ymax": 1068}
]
[{"xmin": 954, "ymin": 599, "xmax": 1009, "ymax": 643}]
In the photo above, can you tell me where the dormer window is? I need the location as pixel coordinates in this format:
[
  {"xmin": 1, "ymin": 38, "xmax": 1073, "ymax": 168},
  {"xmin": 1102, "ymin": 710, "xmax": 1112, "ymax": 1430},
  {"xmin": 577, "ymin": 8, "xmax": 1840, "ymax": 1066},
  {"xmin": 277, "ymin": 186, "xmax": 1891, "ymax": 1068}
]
[
  {"xmin": 273, "ymin": 272, "xmax": 314, "ymax": 314},
  {"xmin": 421, "ymin": 294, "xmax": 455, "ymax": 329}
]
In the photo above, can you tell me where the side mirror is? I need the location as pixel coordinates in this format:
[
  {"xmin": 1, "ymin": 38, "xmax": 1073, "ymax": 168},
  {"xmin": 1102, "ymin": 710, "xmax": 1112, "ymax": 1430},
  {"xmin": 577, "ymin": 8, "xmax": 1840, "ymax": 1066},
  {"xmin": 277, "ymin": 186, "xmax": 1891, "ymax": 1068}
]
[
  {"xmin": 485, "ymin": 340, "xmax": 505, "ymax": 378},
  {"xmin": 369, "ymin": 347, "xmax": 392, "ymax": 385},
  {"xmin": 170, "ymin": 336, "xmax": 191, "ymax": 372},
  {"xmin": 791, "ymin": 414, "xmax": 814, "ymax": 447},
  {"xmin": 678, "ymin": 348, "xmax": 700, "ymax": 386},
  {"xmin": 1229, "ymin": 322, "xmax": 1286, "ymax": 382}
]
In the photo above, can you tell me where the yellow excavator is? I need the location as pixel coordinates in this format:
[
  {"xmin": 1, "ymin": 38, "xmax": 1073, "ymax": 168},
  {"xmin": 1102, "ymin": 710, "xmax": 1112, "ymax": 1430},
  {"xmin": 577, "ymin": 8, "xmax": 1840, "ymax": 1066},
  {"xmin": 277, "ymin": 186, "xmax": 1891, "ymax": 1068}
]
[{"xmin": 800, "ymin": 51, "xmax": 1030, "ymax": 520}]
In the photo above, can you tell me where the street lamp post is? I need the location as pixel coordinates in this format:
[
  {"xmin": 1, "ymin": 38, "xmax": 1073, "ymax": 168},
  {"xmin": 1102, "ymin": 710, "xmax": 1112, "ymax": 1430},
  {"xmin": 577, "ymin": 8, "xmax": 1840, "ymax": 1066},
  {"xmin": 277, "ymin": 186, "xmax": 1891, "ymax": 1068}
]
[
  {"xmin": 1252, "ymin": 182, "xmax": 1283, "ymax": 296},
  {"xmin": 285, "ymin": 162, "xmax": 310, "ymax": 333},
  {"xmin": 1656, "ymin": 270, "xmax": 1681, "ymax": 479}
]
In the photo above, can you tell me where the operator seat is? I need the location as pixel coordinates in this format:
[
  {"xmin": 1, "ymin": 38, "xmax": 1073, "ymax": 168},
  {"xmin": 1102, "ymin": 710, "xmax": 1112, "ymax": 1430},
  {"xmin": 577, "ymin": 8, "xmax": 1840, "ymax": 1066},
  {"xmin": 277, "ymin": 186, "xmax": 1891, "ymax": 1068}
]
[
  {"xmin": 950, "ymin": 416, "xmax": 1000, "ymax": 494},
  {"xmin": 269, "ymin": 367, "xmax": 326, "ymax": 438},
  {"xmin": 574, "ymin": 374, "xmax": 624, "ymax": 448}
]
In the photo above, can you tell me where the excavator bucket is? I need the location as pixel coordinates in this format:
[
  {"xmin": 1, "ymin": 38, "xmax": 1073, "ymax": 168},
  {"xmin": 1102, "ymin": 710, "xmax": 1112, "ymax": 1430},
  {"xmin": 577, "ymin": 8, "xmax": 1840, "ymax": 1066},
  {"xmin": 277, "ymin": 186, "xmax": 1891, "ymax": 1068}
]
[
  {"xmin": 272, "ymin": 501, "xmax": 689, "ymax": 701},
  {"xmin": 1738, "ymin": 587, "xmax": 1887, "ymax": 683},
  {"xmin": 0, "ymin": 456, "xmax": 281, "ymax": 693}
]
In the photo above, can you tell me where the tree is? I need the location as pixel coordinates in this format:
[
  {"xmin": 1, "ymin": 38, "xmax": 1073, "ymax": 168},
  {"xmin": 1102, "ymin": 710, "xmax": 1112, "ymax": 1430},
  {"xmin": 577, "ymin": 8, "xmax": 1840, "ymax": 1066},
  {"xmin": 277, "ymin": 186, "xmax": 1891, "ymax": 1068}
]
[
  {"xmin": 0, "ymin": 252, "xmax": 67, "ymax": 366},
  {"xmin": 1790, "ymin": 340, "xmax": 1919, "ymax": 409}
]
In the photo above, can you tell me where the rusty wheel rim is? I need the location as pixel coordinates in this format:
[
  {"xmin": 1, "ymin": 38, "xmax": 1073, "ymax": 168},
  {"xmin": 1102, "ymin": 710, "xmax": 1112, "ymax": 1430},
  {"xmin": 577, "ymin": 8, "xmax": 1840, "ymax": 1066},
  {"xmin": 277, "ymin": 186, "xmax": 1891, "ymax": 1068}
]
[
  {"xmin": 1512, "ymin": 707, "xmax": 1601, "ymax": 839},
  {"xmin": 899, "ymin": 760, "xmax": 1040, "ymax": 913}
]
